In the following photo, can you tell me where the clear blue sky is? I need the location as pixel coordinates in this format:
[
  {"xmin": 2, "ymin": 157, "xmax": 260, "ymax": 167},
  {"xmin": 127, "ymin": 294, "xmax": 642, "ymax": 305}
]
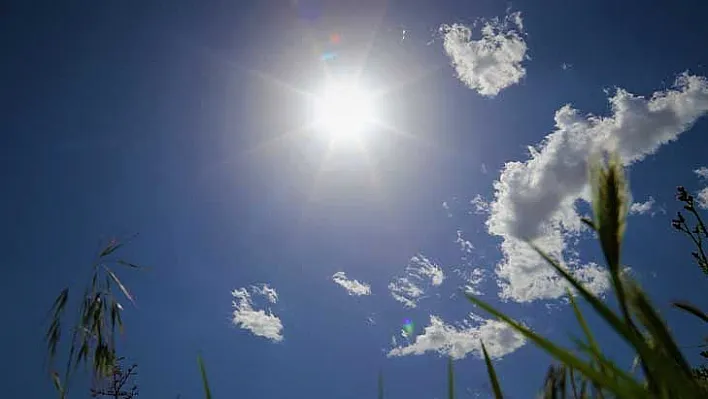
[{"xmin": 2, "ymin": 1, "xmax": 708, "ymax": 398}]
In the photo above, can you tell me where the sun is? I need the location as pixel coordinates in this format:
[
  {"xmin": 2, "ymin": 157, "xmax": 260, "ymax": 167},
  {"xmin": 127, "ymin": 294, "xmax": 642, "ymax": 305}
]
[{"xmin": 313, "ymin": 80, "xmax": 375, "ymax": 145}]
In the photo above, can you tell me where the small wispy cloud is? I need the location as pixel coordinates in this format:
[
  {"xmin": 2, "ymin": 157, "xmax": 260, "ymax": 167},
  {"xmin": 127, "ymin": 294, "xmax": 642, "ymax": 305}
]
[
  {"xmin": 694, "ymin": 167, "xmax": 708, "ymax": 209},
  {"xmin": 470, "ymin": 194, "xmax": 491, "ymax": 215},
  {"xmin": 332, "ymin": 271, "xmax": 372, "ymax": 296},
  {"xmin": 442, "ymin": 201, "xmax": 453, "ymax": 217},
  {"xmin": 387, "ymin": 314, "xmax": 526, "ymax": 360},
  {"xmin": 389, "ymin": 277, "xmax": 424, "ymax": 308},
  {"xmin": 232, "ymin": 284, "xmax": 283, "ymax": 342},
  {"xmin": 251, "ymin": 283, "xmax": 278, "ymax": 304},
  {"xmin": 389, "ymin": 254, "xmax": 445, "ymax": 308},
  {"xmin": 441, "ymin": 10, "xmax": 527, "ymax": 97},
  {"xmin": 408, "ymin": 254, "xmax": 444, "ymax": 286},
  {"xmin": 455, "ymin": 230, "xmax": 474, "ymax": 253},
  {"xmin": 457, "ymin": 267, "xmax": 487, "ymax": 295},
  {"xmin": 629, "ymin": 196, "xmax": 656, "ymax": 216}
]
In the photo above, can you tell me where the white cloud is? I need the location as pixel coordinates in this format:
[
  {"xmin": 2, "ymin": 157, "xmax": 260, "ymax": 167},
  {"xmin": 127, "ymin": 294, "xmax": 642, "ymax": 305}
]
[
  {"xmin": 487, "ymin": 73, "xmax": 708, "ymax": 302},
  {"xmin": 456, "ymin": 230, "xmax": 474, "ymax": 253},
  {"xmin": 251, "ymin": 283, "xmax": 278, "ymax": 304},
  {"xmin": 629, "ymin": 196, "xmax": 656, "ymax": 215},
  {"xmin": 441, "ymin": 10, "xmax": 527, "ymax": 97},
  {"xmin": 387, "ymin": 314, "xmax": 526, "ymax": 360},
  {"xmin": 442, "ymin": 201, "xmax": 453, "ymax": 217},
  {"xmin": 408, "ymin": 254, "xmax": 445, "ymax": 286},
  {"xmin": 389, "ymin": 254, "xmax": 445, "ymax": 308},
  {"xmin": 459, "ymin": 267, "xmax": 486, "ymax": 295},
  {"xmin": 388, "ymin": 277, "xmax": 424, "ymax": 308},
  {"xmin": 231, "ymin": 286, "xmax": 283, "ymax": 342},
  {"xmin": 332, "ymin": 271, "xmax": 372, "ymax": 296},
  {"xmin": 470, "ymin": 194, "xmax": 491, "ymax": 215},
  {"xmin": 697, "ymin": 188, "xmax": 708, "ymax": 209},
  {"xmin": 694, "ymin": 167, "xmax": 708, "ymax": 209}
]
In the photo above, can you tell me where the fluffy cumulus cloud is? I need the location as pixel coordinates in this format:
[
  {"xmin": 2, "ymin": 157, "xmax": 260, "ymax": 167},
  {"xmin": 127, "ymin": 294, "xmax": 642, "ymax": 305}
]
[
  {"xmin": 232, "ymin": 284, "xmax": 283, "ymax": 342},
  {"xmin": 387, "ymin": 314, "xmax": 526, "ymax": 360},
  {"xmin": 441, "ymin": 10, "xmax": 527, "ymax": 97},
  {"xmin": 695, "ymin": 167, "xmax": 708, "ymax": 209},
  {"xmin": 629, "ymin": 196, "xmax": 656, "ymax": 215},
  {"xmin": 487, "ymin": 73, "xmax": 708, "ymax": 302},
  {"xmin": 389, "ymin": 254, "xmax": 445, "ymax": 308},
  {"xmin": 332, "ymin": 272, "xmax": 372, "ymax": 296}
]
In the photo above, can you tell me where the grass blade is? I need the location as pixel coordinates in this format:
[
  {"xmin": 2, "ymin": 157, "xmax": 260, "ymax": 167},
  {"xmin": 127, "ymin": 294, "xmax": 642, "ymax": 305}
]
[
  {"xmin": 117, "ymin": 259, "xmax": 146, "ymax": 270},
  {"xmin": 481, "ymin": 341, "xmax": 504, "ymax": 399},
  {"xmin": 529, "ymin": 243, "xmax": 652, "ymax": 359},
  {"xmin": 103, "ymin": 265, "xmax": 135, "ymax": 306},
  {"xmin": 378, "ymin": 371, "xmax": 384, "ymax": 399},
  {"xmin": 51, "ymin": 371, "xmax": 65, "ymax": 399},
  {"xmin": 672, "ymin": 301, "xmax": 708, "ymax": 323},
  {"xmin": 448, "ymin": 357, "xmax": 455, "ymax": 399},
  {"xmin": 468, "ymin": 294, "xmax": 644, "ymax": 396},
  {"xmin": 198, "ymin": 354, "xmax": 213, "ymax": 399}
]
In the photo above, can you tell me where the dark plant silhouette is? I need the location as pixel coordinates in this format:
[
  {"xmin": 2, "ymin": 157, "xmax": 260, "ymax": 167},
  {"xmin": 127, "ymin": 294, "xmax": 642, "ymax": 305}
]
[
  {"xmin": 45, "ymin": 236, "xmax": 144, "ymax": 398},
  {"xmin": 671, "ymin": 185, "xmax": 708, "ymax": 275},
  {"xmin": 671, "ymin": 186, "xmax": 708, "ymax": 383},
  {"xmin": 90, "ymin": 357, "xmax": 139, "ymax": 399}
]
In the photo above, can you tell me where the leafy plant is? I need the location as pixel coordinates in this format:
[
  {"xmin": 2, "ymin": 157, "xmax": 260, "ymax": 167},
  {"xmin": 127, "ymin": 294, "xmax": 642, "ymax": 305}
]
[
  {"xmin": 671, "ymin": 185, "xmax": 708, "ymax": 382},
  {"xmin": 45, "ymin": 236, "xmax": 144, "ymax": 398},
  {"xmin": 90, "ymin": 357, "xmax": 139, "ymax": 399},
  {"xmin": 471, "ymin": 155, "xmax": 708, "ymax": 398},
  {"xmin": 671, "ymin": 185, "xmax": 708, "ymax": 275}
]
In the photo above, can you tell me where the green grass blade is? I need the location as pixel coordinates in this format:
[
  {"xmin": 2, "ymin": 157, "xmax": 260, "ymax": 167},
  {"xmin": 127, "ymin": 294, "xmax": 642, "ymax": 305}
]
[
  {"xmin": 672, "ymin": 301, "xmax": 708, "ymax": 323},
  {"xmin": 116, "ymin": 259, "xmax": 146, "ymax": 270},
  {"xmin": 197, "ymin": 354, "xmax": 213, "ymax": 399},
  {"xmin": 529, "ymin": 243, "xmax": 652, "ymax": 358},
  {"xmin": 103, "ymin": 265, "xmax": 135, "ymax": 306},
  {"xmin": 481, "ymin": 341, "xmax": 503, "ymax": 399},
  {"xmin": 99, "ymin": 241, "xmax": 123, "ymax": 258},
  {"xmin": 570, "ymin": 338, "xmax": 638, "ymax": 385},
  {"xmin": 448, "ymin": 357, "xmax": 455, "ymax": 399},
  {"xmin": 568, "ymin": 291, "xmax": 600, "ymax": 356},
  {"xmin": 378, "ymin": 371, "xmax": 384, "ymax": 399},
  {"xmin": 51, "ymin": 371, "xmax": 65, "ymax": 399},
  {"xmin": 468, "ymin": 294, "xmax": 645, "ymax": 396},
  {"xmin": 629, "ymin": 284, "xmax": 694, "ymax": 378}
]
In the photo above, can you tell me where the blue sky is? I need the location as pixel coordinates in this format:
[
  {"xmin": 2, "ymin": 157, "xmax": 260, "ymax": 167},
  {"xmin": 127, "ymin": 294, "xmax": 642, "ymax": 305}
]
[{"xmin": 3, "ymin": 0, "xmax": 708, "ymax": 397}]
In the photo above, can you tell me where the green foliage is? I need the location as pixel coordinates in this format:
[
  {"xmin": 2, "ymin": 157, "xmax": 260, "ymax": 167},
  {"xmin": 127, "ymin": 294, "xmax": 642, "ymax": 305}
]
[
  {"xmin": 481, "ymin": 341, "xmax": 503, "ymax": 399},
  {"xmin": 671, "ymin": 186, "xmax": 708, "ymax": 275},
  {"xmin": 44, "ymin": 236, "xmax": 144, "ymax": 398},
  {"xmin": 198, "ymin": 354, "xmax": 213, "ymax": 399},
  {"xmin": 447, "ymin": 358, "xmax": 455, "ymax": 399},
  {"xmin": 470, "ymin": 155, "xmax": 708, "ymax": 398}
]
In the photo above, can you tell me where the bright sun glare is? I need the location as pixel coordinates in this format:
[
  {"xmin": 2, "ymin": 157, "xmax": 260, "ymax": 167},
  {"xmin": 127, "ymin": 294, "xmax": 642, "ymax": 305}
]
[{"xmin": 314, "ymin": 81, "xmax": 374, "ymax": 144}]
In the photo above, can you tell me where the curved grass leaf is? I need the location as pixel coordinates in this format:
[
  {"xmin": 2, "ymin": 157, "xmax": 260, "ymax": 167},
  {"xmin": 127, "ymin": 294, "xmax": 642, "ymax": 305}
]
[
  {"xmin": 672, "ymin": 301, "xmax": 708, "ymax": 323},
  {"xmin": 481, "ymin": 341, "xmax": 504, "ymax": 399},
  {"xmin": 198, "ymin": 354, "xmax": 213, "ymax": 399},
  {"xmin": 103, "ymin": 265, "xmax": 135, "ymax": 305},
  {"xmin": 378, "ymin": 371, "xmax": 384, "ymax": 399},
  {"xmin": 529, "ymin": 243, "xmax": 653, "ymax": 363},
  {"xmin": 468, "ymin": 294, "xmax": 646, "ymax": 397},
  {"xmin": 448, "ymin": 357, "xmax": 455, "ymax": 399}
]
